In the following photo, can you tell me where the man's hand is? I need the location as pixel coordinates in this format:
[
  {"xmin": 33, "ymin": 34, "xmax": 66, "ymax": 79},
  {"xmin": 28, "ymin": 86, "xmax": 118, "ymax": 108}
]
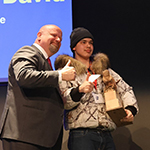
[
  {"xmin": 121, "ymin": 109, "xmax": 134, "ymax": 122},
  {"xmin": 61, "ymin": 60, "xmax": 76, "ymax": 81},
  {"xmin": 79, "ymin": 73, "xmax": 94, "ymax": 93}
]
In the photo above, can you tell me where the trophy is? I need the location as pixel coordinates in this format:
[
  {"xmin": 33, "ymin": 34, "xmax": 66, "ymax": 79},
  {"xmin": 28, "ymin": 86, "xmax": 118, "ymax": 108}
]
[{"xmin": 102, "ymin": 70, "xmax": 132, "ymax": 127}]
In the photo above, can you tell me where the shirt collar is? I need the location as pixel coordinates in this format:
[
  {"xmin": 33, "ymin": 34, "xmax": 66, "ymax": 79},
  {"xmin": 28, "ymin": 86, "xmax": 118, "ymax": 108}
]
[{"xmin": 33, "ymin": 43, "xmax": 49, "ymax": 59}]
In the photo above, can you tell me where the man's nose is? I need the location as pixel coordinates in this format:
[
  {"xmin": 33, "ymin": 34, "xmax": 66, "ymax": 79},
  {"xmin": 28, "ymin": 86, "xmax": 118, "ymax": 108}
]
[
  {"xmin": 56, "ymin": 37, "xmax": 61, "ymax": 42},
  {"xmin": 87, "ymin": 42, "xmax": 91, "ymax": 47}
]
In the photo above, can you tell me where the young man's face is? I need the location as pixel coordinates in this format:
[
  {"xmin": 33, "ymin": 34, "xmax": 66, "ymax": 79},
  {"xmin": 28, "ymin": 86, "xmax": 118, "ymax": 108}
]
[{"xmin": 73, "ymin": 38, "xmax": 94, "ymax": 60}]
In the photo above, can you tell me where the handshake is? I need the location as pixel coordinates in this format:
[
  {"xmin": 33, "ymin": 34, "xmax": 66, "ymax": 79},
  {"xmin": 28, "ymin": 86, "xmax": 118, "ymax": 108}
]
[{"xmin": 59, "ymin": 60, "xmax": 76, "ymax": 81}]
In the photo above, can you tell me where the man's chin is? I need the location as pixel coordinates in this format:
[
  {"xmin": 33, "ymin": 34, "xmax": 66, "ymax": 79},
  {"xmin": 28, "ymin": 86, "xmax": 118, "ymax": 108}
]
[{"xmin": 50, "ymin": 45, "xmax": 59, "ymax": 54}]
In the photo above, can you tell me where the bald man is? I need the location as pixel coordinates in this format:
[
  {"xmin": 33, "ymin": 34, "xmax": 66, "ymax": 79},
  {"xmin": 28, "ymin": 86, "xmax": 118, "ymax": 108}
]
[{"xmin": 0, "ymin": 24, "xmax": 75, "ymax": 150}]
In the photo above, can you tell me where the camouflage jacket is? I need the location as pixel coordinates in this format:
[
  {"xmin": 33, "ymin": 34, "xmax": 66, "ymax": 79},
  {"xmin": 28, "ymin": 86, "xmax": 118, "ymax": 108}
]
[{"xmin": 55, "ymin": 53, "xmax": 139, "ymax": 131}]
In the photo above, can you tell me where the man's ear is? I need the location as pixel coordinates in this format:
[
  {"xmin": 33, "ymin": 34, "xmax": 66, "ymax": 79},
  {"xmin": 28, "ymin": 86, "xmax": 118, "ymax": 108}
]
[
  {"xmin": 73, "ymin": 47, "xmax": 76, "ymax": 51},
  {"xmin": 37, "ymin": 32, "xmax": 42, "ymax": 37},
  {"xmin": 36, "ymin": 32, "xmax": 42, "ymax": 41}
]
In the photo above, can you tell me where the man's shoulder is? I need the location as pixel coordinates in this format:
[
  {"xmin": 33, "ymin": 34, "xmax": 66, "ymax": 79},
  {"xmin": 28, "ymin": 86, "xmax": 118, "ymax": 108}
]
[
  {"xmin": 15, "ymin": 45, "xmax": 41, "ymax": 56},
  {"xmin": 20, "ymin": 45, "xmax": 37, "ymax": 52},
  {"xmin": 12, "ymin": 45, "xmax": 42, "ymax": 61}
]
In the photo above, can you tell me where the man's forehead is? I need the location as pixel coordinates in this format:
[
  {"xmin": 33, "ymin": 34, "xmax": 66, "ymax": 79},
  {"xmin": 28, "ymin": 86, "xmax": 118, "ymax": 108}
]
[{"xmin": 81, "ymin": 38, "xmax": 93, "ymax": 41}]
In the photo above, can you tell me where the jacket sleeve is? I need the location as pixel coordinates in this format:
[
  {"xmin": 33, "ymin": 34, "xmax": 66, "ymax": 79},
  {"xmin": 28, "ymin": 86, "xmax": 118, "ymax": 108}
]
[
  {"xmin": 59, "ymin": 79, "xmax": 83, "ymax": 110},
  {"xmin": 11, "ymin": 46, "xmax": 59, "ymax": 88},
  {"xmin": 109, "ymin": 68, "xmax": 139, "ymax": 116}
]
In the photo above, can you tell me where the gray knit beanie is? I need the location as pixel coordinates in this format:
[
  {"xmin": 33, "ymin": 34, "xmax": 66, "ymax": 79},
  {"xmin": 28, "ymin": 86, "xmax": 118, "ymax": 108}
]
[{"xmin": 70, "ymin": 27, "xmax": 94, "ymax": 51}]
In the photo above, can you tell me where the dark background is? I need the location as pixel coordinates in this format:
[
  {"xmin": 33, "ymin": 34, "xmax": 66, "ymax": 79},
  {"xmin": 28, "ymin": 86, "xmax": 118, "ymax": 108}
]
[
  {"xmin": 72, "ymin": 0, "xmax": 150, "ymax": 88},
  {"xmin": 0, "ymin": 1, "xmax": 150, "ymax": 149}
]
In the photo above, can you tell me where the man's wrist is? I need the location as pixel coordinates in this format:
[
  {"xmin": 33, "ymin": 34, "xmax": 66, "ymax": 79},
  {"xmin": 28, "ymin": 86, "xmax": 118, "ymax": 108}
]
[{"xmin": 70, "ymin": 86, "xmax": 84, "ymax": 102}]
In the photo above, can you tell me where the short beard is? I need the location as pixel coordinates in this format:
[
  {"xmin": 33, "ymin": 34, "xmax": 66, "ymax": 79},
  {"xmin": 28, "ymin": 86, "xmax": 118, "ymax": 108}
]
[{"xmin": 49, "ymin": 44, "xmax": 59, "ymax": 54}]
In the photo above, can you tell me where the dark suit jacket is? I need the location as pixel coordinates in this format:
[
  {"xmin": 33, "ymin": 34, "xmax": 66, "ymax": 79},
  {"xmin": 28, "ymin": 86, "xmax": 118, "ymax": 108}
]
[{"xmin": 0, "ymin": 45, "xmax": 64, "ymax": 147}]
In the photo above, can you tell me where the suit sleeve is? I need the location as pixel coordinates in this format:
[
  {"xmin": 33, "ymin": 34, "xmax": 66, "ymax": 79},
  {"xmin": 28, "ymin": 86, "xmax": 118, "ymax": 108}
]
[{"xmin": 11, "ymin": 46, "xmax": 59, "ymax": 88}]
